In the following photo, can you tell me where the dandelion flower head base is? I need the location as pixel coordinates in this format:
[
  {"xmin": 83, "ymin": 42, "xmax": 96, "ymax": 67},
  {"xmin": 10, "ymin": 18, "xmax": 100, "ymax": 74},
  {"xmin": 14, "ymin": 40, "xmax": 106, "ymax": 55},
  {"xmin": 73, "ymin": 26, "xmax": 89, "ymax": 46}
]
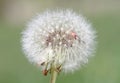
[
  {"xmin": 40, "ymin": 27, "xmax": 80, "ymax": 75},
  {"xmin": 22, "ymin": 10, "xmax": 96, "ymax": 75}
]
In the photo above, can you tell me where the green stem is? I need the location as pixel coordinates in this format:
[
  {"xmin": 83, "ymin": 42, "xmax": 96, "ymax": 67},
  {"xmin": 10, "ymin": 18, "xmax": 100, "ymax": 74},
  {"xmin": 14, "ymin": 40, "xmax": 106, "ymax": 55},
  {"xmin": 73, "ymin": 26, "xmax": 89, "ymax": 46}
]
[{"xmin": 50, "ymin": 69, "xmax": 57, "ymax": 83}]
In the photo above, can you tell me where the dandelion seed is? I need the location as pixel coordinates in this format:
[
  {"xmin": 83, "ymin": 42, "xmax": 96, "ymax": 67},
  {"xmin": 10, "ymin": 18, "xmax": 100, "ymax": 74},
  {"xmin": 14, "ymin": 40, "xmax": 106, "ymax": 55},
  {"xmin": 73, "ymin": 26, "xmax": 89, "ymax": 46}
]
[{"xmin": 21, "ymin": 9, "xmax": 96, "ymax": 83}]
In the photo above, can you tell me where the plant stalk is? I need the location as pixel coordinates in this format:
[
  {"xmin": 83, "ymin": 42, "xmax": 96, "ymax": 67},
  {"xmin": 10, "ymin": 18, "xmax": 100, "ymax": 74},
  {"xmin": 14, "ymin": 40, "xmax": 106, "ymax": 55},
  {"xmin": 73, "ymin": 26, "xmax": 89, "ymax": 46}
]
[{"xmin": 50, "ymin": 69, "xmax": 57, "ymax": 83}]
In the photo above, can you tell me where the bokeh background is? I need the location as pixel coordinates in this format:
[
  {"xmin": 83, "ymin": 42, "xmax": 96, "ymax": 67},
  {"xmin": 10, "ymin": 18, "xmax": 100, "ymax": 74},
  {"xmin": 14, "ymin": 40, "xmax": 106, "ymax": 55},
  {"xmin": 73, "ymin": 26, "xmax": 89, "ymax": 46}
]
[{"xmin": 0, "ymin": 0, "xmax": 120, "ymax": 83}]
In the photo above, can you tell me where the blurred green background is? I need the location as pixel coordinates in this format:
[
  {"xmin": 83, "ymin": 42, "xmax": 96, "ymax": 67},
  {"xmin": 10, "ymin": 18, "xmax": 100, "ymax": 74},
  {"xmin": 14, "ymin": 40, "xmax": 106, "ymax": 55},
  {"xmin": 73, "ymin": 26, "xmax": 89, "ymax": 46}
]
[{"xmin": 0, "ymin": 0, "xmax": 120, "ymax": 83}]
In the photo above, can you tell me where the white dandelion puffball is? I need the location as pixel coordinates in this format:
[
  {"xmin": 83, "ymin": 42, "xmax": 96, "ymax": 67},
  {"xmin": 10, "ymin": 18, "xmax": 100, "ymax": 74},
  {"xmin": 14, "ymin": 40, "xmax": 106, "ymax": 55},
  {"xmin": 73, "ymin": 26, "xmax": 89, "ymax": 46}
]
[{"xmin": 22, "ymin": 10, "xmax": 96, "ymax": 74}]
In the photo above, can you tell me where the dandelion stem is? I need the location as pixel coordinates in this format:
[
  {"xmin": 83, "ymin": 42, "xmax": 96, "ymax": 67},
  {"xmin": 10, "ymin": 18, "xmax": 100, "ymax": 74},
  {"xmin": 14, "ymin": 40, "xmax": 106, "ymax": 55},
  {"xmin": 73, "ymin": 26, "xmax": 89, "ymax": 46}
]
[{"xmin": 50, "ymin": 68, "xmax": 57, "ymax": 83}]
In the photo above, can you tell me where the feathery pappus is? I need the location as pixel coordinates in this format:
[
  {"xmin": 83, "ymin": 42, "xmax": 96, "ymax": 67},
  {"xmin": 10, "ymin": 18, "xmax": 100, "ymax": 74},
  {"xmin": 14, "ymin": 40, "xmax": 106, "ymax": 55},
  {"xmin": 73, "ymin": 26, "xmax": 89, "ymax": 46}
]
[{"xmin": 21, "ymin": 9, "xmax": 96, "ymax": 75}]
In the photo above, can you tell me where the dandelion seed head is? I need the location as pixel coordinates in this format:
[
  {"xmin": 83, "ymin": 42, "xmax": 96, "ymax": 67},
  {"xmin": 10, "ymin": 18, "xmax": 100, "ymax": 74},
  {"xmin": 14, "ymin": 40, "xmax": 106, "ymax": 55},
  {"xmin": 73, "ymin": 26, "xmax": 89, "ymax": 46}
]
[{"xmin": 22, "ymin": 9, "xmax": 96, "ymax": 73}]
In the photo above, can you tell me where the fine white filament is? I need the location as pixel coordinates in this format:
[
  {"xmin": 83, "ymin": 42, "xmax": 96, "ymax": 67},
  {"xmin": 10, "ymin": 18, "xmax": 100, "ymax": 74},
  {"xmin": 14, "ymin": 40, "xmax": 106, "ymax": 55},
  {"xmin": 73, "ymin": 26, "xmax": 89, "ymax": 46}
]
[{"xmin": 22, "ymin": 9, "xmax": 96, "ymax": 73}]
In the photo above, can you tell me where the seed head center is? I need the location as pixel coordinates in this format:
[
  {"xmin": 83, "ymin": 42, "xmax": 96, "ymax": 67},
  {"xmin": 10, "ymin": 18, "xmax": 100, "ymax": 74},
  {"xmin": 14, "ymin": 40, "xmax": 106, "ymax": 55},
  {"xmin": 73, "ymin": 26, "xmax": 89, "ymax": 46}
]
[{"xmin": 45, "ymin": 29, "xmax": 78, "ymax": 48}]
